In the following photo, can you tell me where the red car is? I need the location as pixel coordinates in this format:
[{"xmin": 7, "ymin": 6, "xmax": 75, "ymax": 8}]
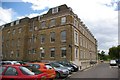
[
  {"xmin": 28, "ymin": 62, "xmax": 56, "ymax": 79},
  {"xmin": 0, "ymin": 65, "xmax": 48, "ymax": 80}
]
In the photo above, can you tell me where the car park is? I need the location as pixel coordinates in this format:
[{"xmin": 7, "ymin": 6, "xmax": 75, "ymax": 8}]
[
  {"xmin": 48, "ymin": 62, "xmax": 69, "ymax": 78},
  {"xmin": 0, "ymin": 65, "xmax": 48, "ymax": 80},
  {"xmin": 28, "ymin": 62, "xmax": 56, "ymax": 79},
  {"xmin": 110, "ymin": 60, "xmax": 117, "ymax": 66}
]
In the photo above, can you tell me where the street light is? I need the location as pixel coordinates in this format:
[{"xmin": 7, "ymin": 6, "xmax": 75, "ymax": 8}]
[{"xmin": 40, "ymin": 47, "xmax": 44, "ymax": 61}]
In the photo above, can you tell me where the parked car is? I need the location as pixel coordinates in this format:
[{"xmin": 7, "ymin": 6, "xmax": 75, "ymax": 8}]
[
  {"xmin": 110, "ymin": 60, "xmax": 117, "ymax": 66},
  {"xmin": 56, "ymin": 61, "xmax": 79, "ymax": 72},
  {"xmin": 55, "ymin": 62, "xmax": 73, "ymax": 73},
  {"xmin": 116, "ymin": 59, "xmax": 120, "ymax": 68},
  {"xmin": 0, "ymin": 65, "xmax": 48, "ymax": 80},
  {"xmin": 28, "ymin": 62, "xmax": 56, "ymax": 79},
  {"xmin": 1, "ymin": 61, "xmax": 21, "ymax": 65},
  {"xmin": 48, "ymin": 62, "xmax": 69, "ymax": 78}
]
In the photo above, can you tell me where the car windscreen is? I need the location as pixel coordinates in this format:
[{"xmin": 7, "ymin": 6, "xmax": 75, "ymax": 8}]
[
  {"xmin": 28, "ymin": 64, "xmax": 40, "ymax": 69},
  {"xmin": 20, "ymin": 66, "xmax": 42, "ymax": 75}
]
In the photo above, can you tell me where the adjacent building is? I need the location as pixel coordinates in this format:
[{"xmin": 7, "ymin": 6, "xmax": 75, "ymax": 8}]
[{"xmin": 1, "ymin": 4, "xmax": 97, "ymax": 69}]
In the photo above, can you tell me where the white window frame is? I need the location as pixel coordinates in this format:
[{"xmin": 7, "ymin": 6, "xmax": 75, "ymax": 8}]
[
  {"xmin": 61, "ymin": 17, "xmax": 66, "ymax": 25},
  {"xmin": 50, "ymin": 19, "xmax": 55, "ymax": 27},
  {"xmin": 74, "ymin": 30, "xmax": 79, "ymax": 46},
  {"xmin": 50, "ymin": 32, "xmax": 55, "ymax": 43},
  {"xmin": 61, "ymin": 47, "xmax": 66, "ymax": 58},
  {"xmin": 11, "ymin": 22, "xmax": 14, "ymax": 26},
  {"xmin": 50, "ymin": 48, "xmax": 55, "ymax": 58},
  {"xmin": 52, "ymin": 7, "xmax": 58, "ymax": 14},
  {"xmin": 61, "ymin": 30, "xmax": 66, "ymax": 42},
  {"xmin": 16, "ymin": 20, "xmax": 19, "ymax": 25},
  {"xmin": 18, "ymin": 28, "xmax": 22, "ymax": 33}
]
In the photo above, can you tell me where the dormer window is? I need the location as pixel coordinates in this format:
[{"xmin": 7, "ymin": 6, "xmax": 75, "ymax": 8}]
[
  {"xmin": 52, "ymin": 7, "xmax": 58, "ymax": 14},
  {"xmin": 11, "ymin": 22, "xmax": 14, "ymax": 26},
  {"xmin": 16, "ymin": 20, "xmax": 19, "ymax": 25}
]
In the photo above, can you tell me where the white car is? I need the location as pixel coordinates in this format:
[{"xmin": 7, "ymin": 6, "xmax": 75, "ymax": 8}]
[{"xmin": 110, "ymin": 60, "xmax": 117, "ymax": 66}]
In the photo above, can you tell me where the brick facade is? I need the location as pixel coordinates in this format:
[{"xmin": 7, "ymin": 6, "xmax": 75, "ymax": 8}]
[{"xmin": 1, "ymin": 4, "xmax": 97, "ymax": 68}]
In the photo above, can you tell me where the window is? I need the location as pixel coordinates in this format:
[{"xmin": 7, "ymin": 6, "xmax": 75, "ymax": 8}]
[
  {"xmin": 61, "ymin": 47, "xmax": 66, "ymax": 57},
  {"xmin": 61, "ymin": 17, "xmax": 66, "ymax": 25},
  {"xmin": 11, "ymin": 22, "xmax": 14, "ymax": 26},
  {"xmin": 52, "ymin": 7, "xmax": 58, "ymax": 14},
  {"xmin": 29, "ymin": 38, "xmax": 32, "ymax": 43},
  {"xmin": 80, "ymin": 50, "xmax": 83, "ymax": 59},
  {"xmin": 16, "ymin": 20, "xmax": 19, "ymax": 25},
  {"xmin": 12, "ymin": 39, "xmax": 14, "ymax": 47},
  {"xmin": 34, "ymin": 37, "xmax": 37, "ymax": 43},
  {"xmin": 16, "ymin": 50, "xmax": 19, "ymax": 57},
  {"xmin": 4, "ymin": 67, "xmax": 18, "ymax": 76},
  {"xmin": 20, "ymin": 66, "xmax": 35, "ymax": 75},
  {"xmin": 40, "ymin": 34, "xmax": 45, "ymax": 44},
  {"xmin": 32, "ymin": 49, "xmax": 36, "ymax": 54},
  {"xmin": 12, "ymin": 29, "xmax": 15, "ymax": 35},
  {"xmin": 29, "ymin": 26, "xmax": 33, "ymax": 31},
  {"xmin": 28, "ymin": 50, "xmax": 31, "ymax": 54},
  {"xmin": 50, "ymin": 19, "xmax": 55, "ymax": 27},
  {"xmin": 80, "ymin": 36, "xmax": 81, "ymax": 46},
  {"xmin": 32, "ymin": 34, "xmax": 37, "ymax": 43},
  {"xmin": 6, "ymin": 40, "xmax": 9, "ymax": 47},
  {"xmin": 50, "ymin": 32, "xmax": 55, "ymax": 42},
  {"xmin": 61, "ymin": 31, "xmax": 66, "ymax": 42},
  {"xmin": 74, "ymin": 19, "xmax": 78, "ymax": 27},
  {"xmin": 50, "ymin": 48, "xmax": 55, "ymax": 58},
  {"xmin": 7, "ymin": 30, "xmax": 10, "ymax": 34},
  {"xmin": 75, "ymin": 47, "xmax": 78, "ymax": 58},
  {"xmin": 18, "ymin": 28, "xmax": 22, "ymax": 33},
  {"xmin": 17, "ymin": 38, "xmax": 20, "ymax": 47},
  {"xmin": 41, "ymin": 21, "xmax": 46, "ymax": 29},
  {"xmin": 74, "ymin": 31, "xmax": 78, "ymax": 45},
  {"xmin": 41, "ymin": 48, "xmax": 45, "ymax": 58}
]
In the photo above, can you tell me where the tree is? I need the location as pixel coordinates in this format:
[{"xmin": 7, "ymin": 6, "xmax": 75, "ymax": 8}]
[
  {"xmin": 98, "ymin": 50, "xmax": 108, "ymax": 60},
  {"xmin": 108, "ymin": 46, "xmax": 119, "ymax": 59}
]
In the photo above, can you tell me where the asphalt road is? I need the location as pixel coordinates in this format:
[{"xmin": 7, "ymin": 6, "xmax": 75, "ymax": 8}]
[{"xmin": 69, "ymin": 63, "xmax": 119, "ymax": 79}]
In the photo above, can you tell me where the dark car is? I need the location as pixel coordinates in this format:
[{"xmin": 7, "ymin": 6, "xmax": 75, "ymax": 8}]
[
  {"xmin": 48, "ymin": 62, "xmax": 69, "ymax": 78},
  {"xmin": 116, "ymin": 59, "xmax": 120, "ymax": 68},
  {"xmin": 56, "ymin": 61, "xmax": 79, "ymax": 72}
]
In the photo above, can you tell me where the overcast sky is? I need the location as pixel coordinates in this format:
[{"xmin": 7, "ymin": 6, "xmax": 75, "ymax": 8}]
[{"xmin": 0, "ymin": 0, "xmax": 119, "ymax": 54}]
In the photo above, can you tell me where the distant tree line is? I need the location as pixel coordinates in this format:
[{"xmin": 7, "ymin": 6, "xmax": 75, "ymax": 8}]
[
  {"xmin": 98, "ymin": 45, "xmax": 120, "ymax": 61},
  {"xmin": 98, "ymin": 51, "xmax": 109, "ymax": 61}
]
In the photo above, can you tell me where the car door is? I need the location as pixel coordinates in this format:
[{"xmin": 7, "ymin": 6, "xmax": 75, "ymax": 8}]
[{"xmin": 2, "ymin": 66, "xmax": 19, "ymax": 80}]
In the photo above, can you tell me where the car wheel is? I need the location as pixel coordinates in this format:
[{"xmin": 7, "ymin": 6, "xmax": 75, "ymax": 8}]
[{"xmin": 56, "ymin": 72, "xmax": 60, "ymax": 79}]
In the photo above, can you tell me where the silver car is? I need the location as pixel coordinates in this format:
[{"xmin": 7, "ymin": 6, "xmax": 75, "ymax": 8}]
[{"xmin": 48, "ymin": 62, "xmax": 69, "ymax": 78}]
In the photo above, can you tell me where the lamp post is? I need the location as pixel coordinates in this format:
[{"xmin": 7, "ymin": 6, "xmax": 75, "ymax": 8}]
[{"xmin": 40, "ymin": 47, "xmax": 44, "ymax": 62}]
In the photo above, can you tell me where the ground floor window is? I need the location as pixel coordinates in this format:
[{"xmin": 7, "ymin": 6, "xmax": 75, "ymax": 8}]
[
  {"xmin": 50, "ymin": 48, "xmax": 55, "ymax": 58},
  {"xmin": 61, "ymin": 47, "xmax": 66, "ymax": 57}
]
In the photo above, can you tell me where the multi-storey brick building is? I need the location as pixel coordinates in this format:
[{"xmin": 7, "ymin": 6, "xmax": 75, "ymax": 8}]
[{"xmin": 1, "ymin": 4, "xmax": 97, "ymax": 69}]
